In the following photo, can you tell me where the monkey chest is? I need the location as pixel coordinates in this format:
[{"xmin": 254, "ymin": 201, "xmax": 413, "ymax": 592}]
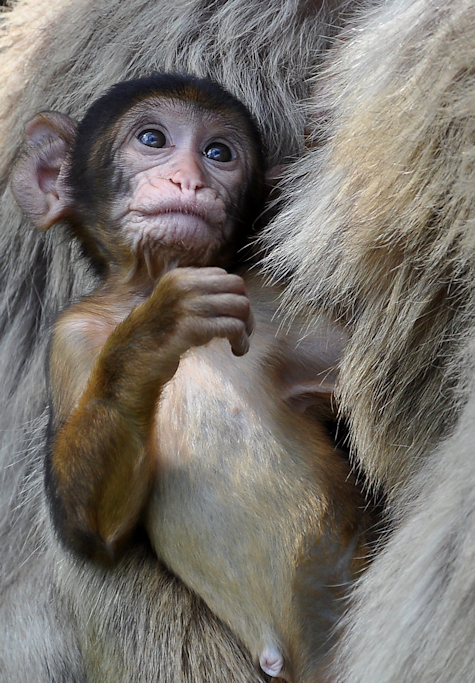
[
  {"xmin": 145, "ymin": 338, "xmax": 347, "ymax": 654},
  {"xmin": 146, "ymin": 338, "xmax": 322, "ymax": 582}
]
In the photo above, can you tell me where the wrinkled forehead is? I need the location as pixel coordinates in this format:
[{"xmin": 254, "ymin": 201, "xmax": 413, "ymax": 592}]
[{"xmin": 116, "ymin": 95, "xmax": 256, "ymax": 142}]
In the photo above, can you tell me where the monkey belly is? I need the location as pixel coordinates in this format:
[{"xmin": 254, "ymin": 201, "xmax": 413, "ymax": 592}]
[{"xmin": 145, "ymin": 340, "xmax": 344, "ymax": 666}]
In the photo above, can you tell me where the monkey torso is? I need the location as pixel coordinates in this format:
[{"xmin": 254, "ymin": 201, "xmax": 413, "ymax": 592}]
[
  {"xmin": 145, "ymin": 273, "xmax": 370, "ymax": 678},
  {"xmin": 49, "ymin": 269, "xmax": 370, "ymax": 681}
]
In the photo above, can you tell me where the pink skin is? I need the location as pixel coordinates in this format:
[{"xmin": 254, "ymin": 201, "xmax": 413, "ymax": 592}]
[
  {"xmin": 259, "ymin": 647, "xmax": 285, "ymax": 678},
  {"xmin": 109, "ymin": 99, "xmax": 250, "ymax": 272}
]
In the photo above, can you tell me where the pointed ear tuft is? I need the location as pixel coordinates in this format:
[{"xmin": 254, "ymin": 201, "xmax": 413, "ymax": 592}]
[{"xmin": 11, "ymin": 112, "xmax": 78, "ymax": 230}]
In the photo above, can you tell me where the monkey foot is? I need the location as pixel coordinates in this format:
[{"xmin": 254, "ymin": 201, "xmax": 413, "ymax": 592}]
[{"xmin": 259, "ymin": 647, "xmax": 284, "ymax": 678}]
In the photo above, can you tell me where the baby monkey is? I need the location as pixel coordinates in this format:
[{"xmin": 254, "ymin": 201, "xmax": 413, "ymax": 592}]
[{"xmin": 12, "ymin": 74, "xmax": 373, "ymax": 682}]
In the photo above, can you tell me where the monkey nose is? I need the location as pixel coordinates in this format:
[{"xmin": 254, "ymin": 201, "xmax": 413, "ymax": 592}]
[{"xmin": 170, "ymin": 160, "xmax": 206, "ymax": 193}]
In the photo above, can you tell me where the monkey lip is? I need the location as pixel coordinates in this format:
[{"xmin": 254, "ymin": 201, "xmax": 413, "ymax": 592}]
[
  {"xmin": 146, "ymin": 209, "xmax": 210, "ymax": 223},
  {"xmin": 132, "ymin": 204, "xmax": 226, "ymax": 236},
  {"xmin": 131, "ymin": 197, "xmax": 226, "ymax": 223},
  {"xmin": 141, "ymin": 210, "xmax": 214, "ymax": 234},
  {"xmin": 127, "ymin": 208, "xmax": 227, "ymax": 250}
]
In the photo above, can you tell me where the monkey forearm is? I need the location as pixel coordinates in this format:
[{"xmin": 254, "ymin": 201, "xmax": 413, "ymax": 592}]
[
  {"xmin": 48, "ymin": 393, "xmax": 155, "ymax": 561},
  {"xmin": 48, "ymin": 267, "xmax": 251, "ymax": 560},
  {"xmin": 95, "ymin": 294, "xmax": 183, "ymax": 420},
  {"xmin": 47, "ymin": 293, "xmax": 182, "ymax": 559}
]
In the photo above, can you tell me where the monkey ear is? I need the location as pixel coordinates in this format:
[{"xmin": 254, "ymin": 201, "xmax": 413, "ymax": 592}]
[
  {"xmin": 280, "ymin": 368, "xmax": 338, "ymax": 412},
  {"xmin": 11, "ymin": 112, "xmax": 78, "ymax": 230}
]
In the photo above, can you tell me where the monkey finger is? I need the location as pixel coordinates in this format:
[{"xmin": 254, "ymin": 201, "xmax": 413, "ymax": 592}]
[
  {"xmin": 173, "ymin": 266, "xmax": 227, "ymax": 283},
  {"xmin": 162, "ymin": 268, "xmax": 246, "ymax": 298},
  {"xmin": 215, "ymin": 317, "xmax": 250, "ymax": 356},
  {"xmin": 185, "ymin": 316, "xmax": 250, "ymax": 355},
  {"xmin": 245, "ymin": 306, "xmax": 254, "ymax": 336},
  {"xmin": 226, "ymin": 317, "xmax": 252, "ymax": 356},
  {"xmin": 194, "ymin": 272, "xmax": 247, "ymax": 297},
  {"xmin": 213, "ymin": 292, "xmax": 251, "ymax": 323},
  {"xmin": 176, "ymin": 267, "xmax": 246, "ymax": 296},
  {"xmin": 155, "ymin": 267, "xmax": 222, "ymax": 293},
  {"xmin": 229, "ymin": 329, "xmax": 250, "ymax": 356},
  {"xmin": 185, "ymin": 292, "xmax": 251, "ymax": 323},
  {"xmin": 182, "ymin": 267, "xmax": 228, "ymax": 276}
]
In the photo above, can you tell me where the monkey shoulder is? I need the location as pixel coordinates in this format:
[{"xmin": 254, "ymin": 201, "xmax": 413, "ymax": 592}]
[
  {"xmin": 52, "ymin": 300, "xmax": 117, "ymax": 362},
  {"xmin": 49, "ymin": 295, "xmax": 132, "ymax": 416}
]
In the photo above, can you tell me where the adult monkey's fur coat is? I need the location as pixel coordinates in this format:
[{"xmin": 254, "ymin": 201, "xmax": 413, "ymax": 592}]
[
  {"xmin": 265, "ymin": 0, "xmax": 475, "ymax": 680},
  {"xmin": 0, "ymin": 0, "xmax": 474, "ymax": 682}
]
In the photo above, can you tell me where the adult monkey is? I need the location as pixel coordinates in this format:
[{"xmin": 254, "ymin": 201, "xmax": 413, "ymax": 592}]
[
  {"xmin": 1, "ymin": 1, "xmax": 474, "ymax": 683},
  {"xmin": 264, "ymin": 0, "xmax": 475, "ymax": 680},
  {"xmin": 0, "ymin": 1, "xmax": 356, "ymax": 682}
]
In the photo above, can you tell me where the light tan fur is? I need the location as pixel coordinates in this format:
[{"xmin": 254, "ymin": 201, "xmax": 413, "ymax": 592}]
[
  {"xmin": 265, "ymin": 0, "xmax": 475, "ymax": 492},
  {"xmin": 3, "ymin": 0, "xmax": 475, "ymax": 680},
  {"xmin": 263, "ymin": 0, "xmax": 475, "ymax": 679}
]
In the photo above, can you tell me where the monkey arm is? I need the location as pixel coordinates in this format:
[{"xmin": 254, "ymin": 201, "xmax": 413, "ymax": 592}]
[
  {"xmin": 47, "ymin": 267, "xmax": 253, "ymax": 562},
  {"xmin": 47, "ymin": 300, "xmax": 169, "ymax": 562}
]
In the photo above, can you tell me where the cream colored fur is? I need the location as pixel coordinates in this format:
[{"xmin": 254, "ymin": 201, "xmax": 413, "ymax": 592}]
[
  {"xmin": 264, "ymin": 0, "xmax": 475, "ymax": 679},
  {"xmin": 2, "ymin": 0, "xmax": 475, "ymax": 680},
  {"xmin": 0, "ymin": 0, "xmax": 349, "ymax": 680}
]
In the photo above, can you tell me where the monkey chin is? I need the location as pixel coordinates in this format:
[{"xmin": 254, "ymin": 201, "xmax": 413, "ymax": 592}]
[{"xmin": 123, "ymin": 213, "xmax": 230, "ymax": 268}]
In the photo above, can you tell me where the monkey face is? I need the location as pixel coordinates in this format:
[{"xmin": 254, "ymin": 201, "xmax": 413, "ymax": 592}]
[
  {"xmin": 108, "ymin": 98, "xmax": 253, "ymax": 271},
  {"xmin": 12, "ymin": 74, "xmax": 266, "ymax": 276}
]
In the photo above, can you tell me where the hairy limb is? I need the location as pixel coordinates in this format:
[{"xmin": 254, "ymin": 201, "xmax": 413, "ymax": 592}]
[{"xmin": 48, "ymin": 267, "xmax": 252, "ymax": 560}]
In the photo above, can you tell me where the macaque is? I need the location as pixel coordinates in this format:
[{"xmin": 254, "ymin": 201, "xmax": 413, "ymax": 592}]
[
  {"xmin": 0, "ymin": 4, "xmax": 351, "ymax": 681},
  {"xmin": 262, "ymin": 0, "xmax": 475, "ymax": 680},
  {"xmin": 12, "ymin": 72, "xmax": 372, "ymax": 682},
  {"xmin": 4, "ymin": 0, "xmax": 475, "ymax": 681}
]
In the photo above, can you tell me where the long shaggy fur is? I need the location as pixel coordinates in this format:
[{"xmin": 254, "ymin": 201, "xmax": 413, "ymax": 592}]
[
  {"xmin": 263, "ymin": 0, "xmax": 475, "ymax": 679},
  {"xmin": 265, "ymin": 0, "xmax": 475, "ymax": 492},
  {"xmin": 3, "ymin": 0, "xmax": 475, "ymax": 680},
  {"xmin": 0, "ymin": 0, "xmax": 352, "ymax": 680}
]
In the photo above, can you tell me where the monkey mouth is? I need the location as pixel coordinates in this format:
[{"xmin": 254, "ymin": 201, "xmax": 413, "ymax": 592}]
[
  {"xmin": 138, "ymin": 210, "xmax": 215, "ymax": 237},
  {"xmin": 125, "ymin": 207, "xmax": 228, "ymax": 255},
  {"xmin": 135, "ymin": 203, "xmax": 223, "ymax": 225},
  {"xmin": 148, "ymin": 204, "xmax": 203, "ymax": 216},
  {"xmin": 129, "ymin": 202, "xmax": 227, "ymax": 236},
  {"xmin": 146, "ymin": 209, "xmax": 211, "ymax": 227}
]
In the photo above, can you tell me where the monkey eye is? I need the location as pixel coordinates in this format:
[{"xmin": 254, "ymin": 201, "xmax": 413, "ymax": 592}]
[
  {"xmin": 137, "ymin": 129, "xmax": 166, "ymax": 148},
  {"xmin": 204, "ymin": 142, "xmax": 233, "ymax": 162}
]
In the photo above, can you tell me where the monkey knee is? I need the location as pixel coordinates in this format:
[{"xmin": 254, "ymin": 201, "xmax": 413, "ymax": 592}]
[{"xmin": 259, "ymin": 646, "xmax": 284, "ymax": 678}]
